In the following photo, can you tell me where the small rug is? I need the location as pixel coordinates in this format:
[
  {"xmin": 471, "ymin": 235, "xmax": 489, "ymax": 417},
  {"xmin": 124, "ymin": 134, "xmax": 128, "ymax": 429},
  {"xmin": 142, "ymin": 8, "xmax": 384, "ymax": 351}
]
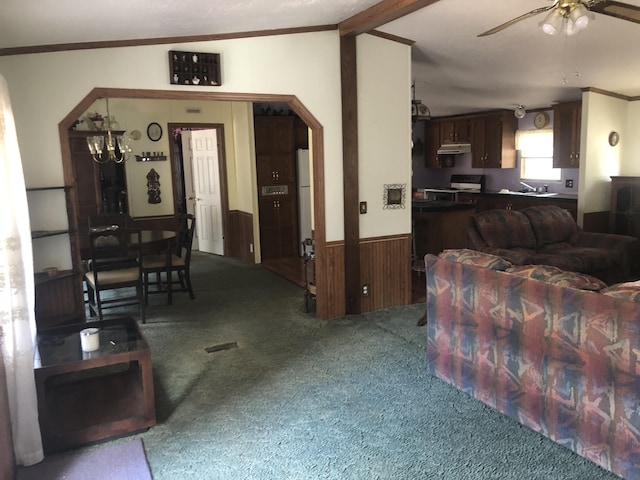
[{"xmin": 16, "ymin": 438, "xmax": 152, "ymax": 480}]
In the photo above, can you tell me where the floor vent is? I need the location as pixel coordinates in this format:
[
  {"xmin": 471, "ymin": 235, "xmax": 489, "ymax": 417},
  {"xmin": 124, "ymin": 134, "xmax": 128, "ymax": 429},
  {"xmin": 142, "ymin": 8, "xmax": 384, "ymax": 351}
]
[{"xmin": 205, "ymin": 342, "xmax": 238, "ymax": 353}]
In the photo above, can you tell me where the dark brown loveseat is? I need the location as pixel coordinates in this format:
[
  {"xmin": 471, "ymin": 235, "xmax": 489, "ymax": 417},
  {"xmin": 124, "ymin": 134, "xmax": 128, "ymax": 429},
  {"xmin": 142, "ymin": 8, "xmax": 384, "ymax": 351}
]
[{"xmin": 466, "ymin": 204, "xmax": 638, "ymax": 284}]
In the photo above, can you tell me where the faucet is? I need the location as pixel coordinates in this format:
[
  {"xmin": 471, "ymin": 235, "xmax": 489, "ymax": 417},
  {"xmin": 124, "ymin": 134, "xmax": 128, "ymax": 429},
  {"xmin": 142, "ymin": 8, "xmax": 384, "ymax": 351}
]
[{"xmin": 519, "ymin": 181, "xmax": 535, "ymax": 192}]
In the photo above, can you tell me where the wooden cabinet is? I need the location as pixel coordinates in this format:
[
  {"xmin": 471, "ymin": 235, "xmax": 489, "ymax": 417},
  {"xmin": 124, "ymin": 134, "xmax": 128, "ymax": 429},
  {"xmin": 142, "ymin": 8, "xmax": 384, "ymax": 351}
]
[
  {"xmin": 553, "ymin": 101, "xmax": 582, "ymax": 168},
  {"xmin": 68, "ymin": 131, "xmax": 128, "ymax": 256},
  {"xmin": 610, "ymin": 176, "xmax": 640, "ymax": 238},
  {"xmin": 27, "ymin": 186, "xmax": 85, "ymax": 329},
  {"xmin": 424, "ymin": 120, "xmax": 441, "ymax": 168},
  {"xmin": 471, "ymin": 112, "xmax": 517, "ymax": 168},
  {"xmin": 254, "ymin": 116, "xmax": 299, "ymax": 260},
  {"xmin": 440, "ymin": 118, "xmax": 470, "ymax": 144}
]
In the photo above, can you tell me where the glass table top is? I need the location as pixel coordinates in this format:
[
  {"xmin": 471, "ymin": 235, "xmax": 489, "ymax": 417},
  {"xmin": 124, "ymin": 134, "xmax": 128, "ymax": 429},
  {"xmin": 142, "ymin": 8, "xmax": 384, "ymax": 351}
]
[{"xmin": 35, "ymin": 317, "xmax": 148, "ymax": 369}]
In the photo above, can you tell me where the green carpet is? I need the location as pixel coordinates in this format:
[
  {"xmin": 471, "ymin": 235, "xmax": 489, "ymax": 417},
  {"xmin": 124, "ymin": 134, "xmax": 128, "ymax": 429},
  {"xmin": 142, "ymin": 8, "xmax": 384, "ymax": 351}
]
[{"xmin": 117, "ymin": 252, "xmax": 617, "ymax": 479}]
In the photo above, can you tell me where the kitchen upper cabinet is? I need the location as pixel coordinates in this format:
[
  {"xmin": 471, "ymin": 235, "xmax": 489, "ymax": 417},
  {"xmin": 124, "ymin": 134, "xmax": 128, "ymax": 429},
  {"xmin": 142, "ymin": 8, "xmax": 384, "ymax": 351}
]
[
  {"xmin": 440, "ymin": 118, "xmax": 470, "ymax": 144},
  {"xmin": 470, "ymin": 112, "xmax": 516, "ymax": 169},
  {"xmin": 254, "ymin": 116, "xmax": 296, "ymax": 184},
  {"xmin": 424, "ymin": 120, "xmax": 441, "ymax": 168},
  {"xmin": 553, "ymin": 101, "xmax": 581, "ymax": 168}
]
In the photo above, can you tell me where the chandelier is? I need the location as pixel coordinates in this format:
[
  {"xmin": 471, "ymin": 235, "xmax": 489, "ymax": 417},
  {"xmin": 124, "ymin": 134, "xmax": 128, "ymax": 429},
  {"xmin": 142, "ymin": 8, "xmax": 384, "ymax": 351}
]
[
  {"xmin": 541, "ymin": 2, "xmax": 591, "ymax": 36},
  {"xmin": 86, "ymin": 98, "xmax": 132, "ymax": 163}
]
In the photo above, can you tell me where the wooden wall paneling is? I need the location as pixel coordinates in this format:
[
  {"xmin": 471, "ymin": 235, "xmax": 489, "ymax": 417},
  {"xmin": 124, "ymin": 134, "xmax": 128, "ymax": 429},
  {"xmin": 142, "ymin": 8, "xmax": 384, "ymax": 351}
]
[
  {"xmin": 359, "ymin": 235, "xmax": 411, "ymax": 313},
  {"xmin": 318, "ymin": 241, "xmax": 346, "ymax": 319},
  {"xmin": 228, "ymin": 210, "xmax": 255, "ymax": 263},
  {"xmin": 582, "ymin": 211, "xmax": 610, "ymax": 233}
]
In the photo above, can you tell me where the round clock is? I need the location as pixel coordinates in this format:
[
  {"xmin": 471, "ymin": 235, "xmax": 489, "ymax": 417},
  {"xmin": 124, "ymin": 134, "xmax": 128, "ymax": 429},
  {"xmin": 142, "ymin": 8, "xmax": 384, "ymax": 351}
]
[
  {"xmin": 609, "ymin": 131, "xmax": 620, "ymax": 146},
  {"xmin": 534, "ymin": 112, "xmax": 549, "ymax": 129},
  {"xmin": 147, "ymin": 122, "xmax": 162, "ymax": 142}
]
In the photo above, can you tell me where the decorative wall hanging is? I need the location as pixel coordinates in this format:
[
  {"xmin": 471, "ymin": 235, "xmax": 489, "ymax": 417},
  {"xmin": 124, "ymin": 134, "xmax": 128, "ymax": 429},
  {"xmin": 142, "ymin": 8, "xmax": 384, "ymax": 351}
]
[
  {"xmin": 146, "ymin": 168, "xmax": 161, "ymax": 204},
  {"xmin": 383, "ymin": 184, "xmax": 406, "ymax": 209},
  {"xmin": 169, "ymin": 50, "xmax": 221, "ymax": 86}
]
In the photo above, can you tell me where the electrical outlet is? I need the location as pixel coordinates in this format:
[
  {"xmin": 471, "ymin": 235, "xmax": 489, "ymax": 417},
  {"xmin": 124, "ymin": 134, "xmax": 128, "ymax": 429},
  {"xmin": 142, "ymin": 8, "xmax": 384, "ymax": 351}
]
[
  {"xmin": 362, "ymin": 284, "xmax": 369, "ymax": 296},
  {"xmin": 359, "ymin": 201, "xmax": 367, "ymax": 214},
  {"xmin": 565, "ymin": 179, "xmax": 574, "ymax": 188}
]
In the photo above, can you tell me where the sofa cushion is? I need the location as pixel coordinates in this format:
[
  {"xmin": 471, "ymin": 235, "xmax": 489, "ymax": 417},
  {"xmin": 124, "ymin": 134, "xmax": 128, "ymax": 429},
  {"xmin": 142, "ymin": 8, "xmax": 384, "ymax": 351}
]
[
  {"xmin": 438, "ymin": 249, "xmax": 512, "ymax": 270},
  {"xmin": 560, "ymin": 247, "xmax": 620, "ymax": 271},
  {"xmin": 507, "ymin": 264, "xmax": 607, "ymax": 291},
  {"xmin": 522, "ymin": 205, "xmax": 578, "ymax": 247},
  {"xmin": 601, "ymin": 280, "xmax": 640, "ymax": 302},
  {"xmin": 527, "ymin": 253, "xmax": 584, "ymax": 272},
  {"xmin": 478, "ymin": 247, "xmax": 534, "ymax": 266},
  {"xmin": 473, "ymin": 209, "xmax": 536, "ymax": 250}
]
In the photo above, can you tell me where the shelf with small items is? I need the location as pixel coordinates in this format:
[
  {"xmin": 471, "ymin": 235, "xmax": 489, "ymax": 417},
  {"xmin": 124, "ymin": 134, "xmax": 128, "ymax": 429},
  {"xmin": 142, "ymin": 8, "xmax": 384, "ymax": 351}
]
[
  {"xmin": 169, "ymin": 50, "xmax": 221, "ymax": 86},
  {"xmin": 135, "ymin": 154, "xmax": 167, "ymax": 162}
]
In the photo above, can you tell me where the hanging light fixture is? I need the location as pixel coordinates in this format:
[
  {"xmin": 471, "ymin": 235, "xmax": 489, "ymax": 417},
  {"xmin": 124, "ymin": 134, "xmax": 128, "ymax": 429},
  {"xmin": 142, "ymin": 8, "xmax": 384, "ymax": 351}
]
[
  {"xmin": 541, "ymin": 1, "xmax": 591, "ymax": 36},
  {"xmin": 86, "ymin": 98, "xmax": 131, "ymax": 163},
  {"xmin": 411, "ymin": 83, "xmax": 431, "ymax": 122}
]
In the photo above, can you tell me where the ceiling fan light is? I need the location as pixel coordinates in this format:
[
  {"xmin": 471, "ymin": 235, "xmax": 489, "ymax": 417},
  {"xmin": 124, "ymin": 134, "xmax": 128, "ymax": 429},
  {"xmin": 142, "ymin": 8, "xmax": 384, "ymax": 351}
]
[
  {"xmin": 542, "ymin": 9, "xmax": 564, "ymax": 35},
  {"xmin": 514, "ymin": 105, "xmax": 526, "ymax": 119},
  {"xmin": 569, "ymin": 4, "xmax": 590, "ymax": 30}
]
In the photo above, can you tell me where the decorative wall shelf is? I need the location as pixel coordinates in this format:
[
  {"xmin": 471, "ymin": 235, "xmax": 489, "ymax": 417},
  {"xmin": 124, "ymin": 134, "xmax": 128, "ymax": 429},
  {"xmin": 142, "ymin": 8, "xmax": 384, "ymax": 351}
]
[
  {"xmin": 135, "ymin": 155, "xmax": 167, "ymax": 162},
  {"xmin": 169, "ymin": 50, "xmax": 221, "ymax": 86}
]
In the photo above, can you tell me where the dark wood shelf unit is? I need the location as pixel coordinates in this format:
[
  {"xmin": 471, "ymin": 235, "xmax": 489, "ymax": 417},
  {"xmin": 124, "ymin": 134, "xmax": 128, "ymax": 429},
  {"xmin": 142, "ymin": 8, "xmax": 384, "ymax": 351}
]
[{"xmin": 26, "ymin": 185, "xmax": 85, "ymax": 329}]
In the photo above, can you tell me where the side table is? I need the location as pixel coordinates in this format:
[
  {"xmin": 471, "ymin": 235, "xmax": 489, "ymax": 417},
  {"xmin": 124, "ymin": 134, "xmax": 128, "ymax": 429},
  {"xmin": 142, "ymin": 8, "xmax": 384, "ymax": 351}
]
[{"xmin": 34, "ymin": 317, "xmax": 155, "ymax": 453}]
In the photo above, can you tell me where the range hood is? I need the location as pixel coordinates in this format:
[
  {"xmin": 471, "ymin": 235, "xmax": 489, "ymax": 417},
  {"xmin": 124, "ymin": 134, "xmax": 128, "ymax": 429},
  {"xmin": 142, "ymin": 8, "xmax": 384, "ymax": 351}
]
[{"xmin": 437, "ymin": 143, "xmax": 471, "ymax": 155}]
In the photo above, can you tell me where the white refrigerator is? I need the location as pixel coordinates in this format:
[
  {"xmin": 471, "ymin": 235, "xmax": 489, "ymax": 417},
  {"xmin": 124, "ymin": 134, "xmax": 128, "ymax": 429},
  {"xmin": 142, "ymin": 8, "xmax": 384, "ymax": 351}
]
[{"xmin": 297, "ymin": 149, "xmax": 312, "ymax": 256}]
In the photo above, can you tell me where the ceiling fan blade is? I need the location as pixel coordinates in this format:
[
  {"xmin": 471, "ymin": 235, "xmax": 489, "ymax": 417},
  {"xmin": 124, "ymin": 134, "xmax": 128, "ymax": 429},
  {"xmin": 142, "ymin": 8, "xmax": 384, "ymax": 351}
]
[
  {"xmin": 477, "ymin": 5, "xmax": 555, "ymax": 37},
  {"xmin": 588, "ymin": 0, "xmax": 640, "ymax": 24}
]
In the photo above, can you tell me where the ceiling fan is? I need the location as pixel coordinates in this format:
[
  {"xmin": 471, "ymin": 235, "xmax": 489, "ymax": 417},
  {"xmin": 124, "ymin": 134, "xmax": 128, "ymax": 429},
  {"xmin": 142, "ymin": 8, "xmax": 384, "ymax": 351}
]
[{"xmin": 477, "ymin": 0, "xmax": 640, "ymax": 37}]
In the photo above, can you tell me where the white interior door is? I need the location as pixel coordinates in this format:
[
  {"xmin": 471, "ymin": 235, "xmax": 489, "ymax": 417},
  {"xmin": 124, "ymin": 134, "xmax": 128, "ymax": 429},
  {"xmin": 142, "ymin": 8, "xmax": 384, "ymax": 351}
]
[
  {"xmin": 181, "ymin": 131, "xmax": 199, "ymax": 251},
  {"xmin": 189, "ymin": 129, "xmax": 224, "ymax": 255}
]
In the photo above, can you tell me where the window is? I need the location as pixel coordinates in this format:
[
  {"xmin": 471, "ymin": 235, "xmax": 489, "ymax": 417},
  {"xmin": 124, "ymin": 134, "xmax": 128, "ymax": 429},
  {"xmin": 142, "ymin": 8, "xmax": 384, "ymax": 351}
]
[{"xmin": 516, "ymin": 129, "xmax": 560, "ymax": 181}]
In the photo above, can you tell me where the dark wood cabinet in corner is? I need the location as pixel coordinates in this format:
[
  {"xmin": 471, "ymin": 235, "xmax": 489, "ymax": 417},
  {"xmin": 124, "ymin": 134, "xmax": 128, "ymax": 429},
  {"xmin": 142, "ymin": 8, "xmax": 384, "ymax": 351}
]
[
  {"xmin": 27, "ymin": 186, "xmax": 85, "ymax": 329},
  {"xmin": 470, "ymin": 112, "xmax": 517, "ymax": 169},
  {"xmin": 610, "ymin": 176, "xmax": 640, "ymax": 238},
  {"xmin": 254, "ymin": 116, "xmax": 299, "ymax": 260},
  {"xmin": 553, "ymin": 101, "xmax": 581, "ymax": 168},
  {"xmin": 68, "ymin": 130, "xmax": 128, "ymax": 257}
]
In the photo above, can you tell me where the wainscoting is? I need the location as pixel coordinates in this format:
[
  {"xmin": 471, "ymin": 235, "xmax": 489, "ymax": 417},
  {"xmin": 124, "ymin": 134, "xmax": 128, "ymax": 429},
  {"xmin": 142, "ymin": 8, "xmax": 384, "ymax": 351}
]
[
  {"xmin": 359, "ymin": 234, "xmax": 412, "ymax": 313},
  {"xmin": 228, "ymin": 210, "xmax": 254, "ymax": 263}
]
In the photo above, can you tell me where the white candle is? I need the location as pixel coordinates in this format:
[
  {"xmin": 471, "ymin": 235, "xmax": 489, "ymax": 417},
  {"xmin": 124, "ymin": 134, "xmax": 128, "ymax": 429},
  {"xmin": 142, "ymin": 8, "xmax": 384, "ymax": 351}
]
[{"xmin": 80, "ymin": 328, "xmax": 100, "ymax": 352}]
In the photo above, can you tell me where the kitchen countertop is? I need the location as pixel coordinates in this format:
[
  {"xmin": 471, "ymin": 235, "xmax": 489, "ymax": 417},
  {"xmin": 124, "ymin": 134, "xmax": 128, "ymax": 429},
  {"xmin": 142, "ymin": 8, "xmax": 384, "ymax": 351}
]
[{"xmin": 411, "ymin": 200, "xmax": 477, "ymax": 212}]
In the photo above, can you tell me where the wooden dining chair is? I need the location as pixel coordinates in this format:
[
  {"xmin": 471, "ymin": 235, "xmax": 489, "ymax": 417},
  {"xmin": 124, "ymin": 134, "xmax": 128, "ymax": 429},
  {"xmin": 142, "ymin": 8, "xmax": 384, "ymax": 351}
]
[
  {"xmin": 142, "ymin": 214, "xmax": 196, "ymax": 305},
  {"xmin": 84, "ymin": 227, "xmax": 145, "ymax": 323}
]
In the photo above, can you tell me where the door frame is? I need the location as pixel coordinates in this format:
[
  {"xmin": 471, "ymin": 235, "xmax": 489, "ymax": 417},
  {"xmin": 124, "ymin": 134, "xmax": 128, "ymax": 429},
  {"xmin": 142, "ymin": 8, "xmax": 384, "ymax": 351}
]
[
  {"xmin": 59, "ymin": 87, "xmax": 340, "ymax": 319},
  {"xmin": 168, "ymin": 123, "xmax": 229, "ymax": 255}
]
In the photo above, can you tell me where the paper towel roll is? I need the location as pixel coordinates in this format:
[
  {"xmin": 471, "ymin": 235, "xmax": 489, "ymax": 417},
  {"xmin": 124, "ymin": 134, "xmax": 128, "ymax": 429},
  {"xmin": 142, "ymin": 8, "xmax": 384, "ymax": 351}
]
[{"xmin": 80, "ymin": 328, "xmax": 100, "ymax": 352}]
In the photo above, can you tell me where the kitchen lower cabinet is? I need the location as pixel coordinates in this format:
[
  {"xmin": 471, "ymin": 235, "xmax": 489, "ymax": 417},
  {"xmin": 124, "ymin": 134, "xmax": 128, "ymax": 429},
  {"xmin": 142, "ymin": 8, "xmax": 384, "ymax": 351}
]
[
  {"xmin": 258, "ymin": 196, "xmax": 298, "ymax": 260},
  {"xmin": 479, "ymin": 193, "xmax": 577, "ymax": 218},
  {"xmin": 413, "ymin": 207, "xmax": 476, "ymax": 258}
]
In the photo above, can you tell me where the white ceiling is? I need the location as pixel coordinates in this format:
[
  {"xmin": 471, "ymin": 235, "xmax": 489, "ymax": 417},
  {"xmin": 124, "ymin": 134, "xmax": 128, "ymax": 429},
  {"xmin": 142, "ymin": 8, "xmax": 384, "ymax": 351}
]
[{"xmin": 2, "ymin": 0, "xmax": 639, "ymax": 117}]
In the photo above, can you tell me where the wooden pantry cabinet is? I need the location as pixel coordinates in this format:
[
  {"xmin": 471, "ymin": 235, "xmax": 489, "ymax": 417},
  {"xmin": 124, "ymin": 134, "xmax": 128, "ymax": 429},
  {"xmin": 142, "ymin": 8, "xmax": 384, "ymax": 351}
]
[
  {"xmin": 254, "ymin": 116, "xmax": 299, "ymax": 260},
  {"xmin": 553, "ymin": 101, "xmax": 581, "ymax": 168}
]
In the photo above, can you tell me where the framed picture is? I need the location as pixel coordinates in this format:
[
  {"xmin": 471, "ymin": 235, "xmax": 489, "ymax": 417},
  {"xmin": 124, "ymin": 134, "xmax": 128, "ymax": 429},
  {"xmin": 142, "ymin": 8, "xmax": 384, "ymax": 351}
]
[{"xmin": 383, "ymin": 183, "xmax": 406, "ymax": 209}]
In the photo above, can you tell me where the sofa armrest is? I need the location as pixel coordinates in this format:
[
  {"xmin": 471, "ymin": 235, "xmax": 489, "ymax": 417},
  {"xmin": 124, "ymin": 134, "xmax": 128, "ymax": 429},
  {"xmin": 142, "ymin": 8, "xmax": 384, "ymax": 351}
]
[
  {"xmin": 466, "ymin": 224, "xmax": 488, "ymax": 250},
  {"xmin": 574, "ymin": 231, "xmax": 639, "ymax": 254}
]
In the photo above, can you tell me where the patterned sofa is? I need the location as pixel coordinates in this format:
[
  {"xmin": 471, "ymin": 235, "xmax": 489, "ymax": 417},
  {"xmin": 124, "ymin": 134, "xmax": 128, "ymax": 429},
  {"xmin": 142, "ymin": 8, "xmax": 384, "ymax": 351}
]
[
  {"xmin": 466, "ymin": 204, "xmax": 638, "ymax": 284},
  {"xmin": 425, "ymin": 250, "xmax": 640, "ymax": 479}
]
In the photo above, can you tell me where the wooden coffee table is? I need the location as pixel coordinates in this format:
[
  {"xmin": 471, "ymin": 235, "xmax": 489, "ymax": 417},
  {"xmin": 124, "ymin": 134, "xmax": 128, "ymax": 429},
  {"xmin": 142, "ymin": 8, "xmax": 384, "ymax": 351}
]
[{"xmin": 34, "ymin": 317, "xmax": 155, "ymax": 453}]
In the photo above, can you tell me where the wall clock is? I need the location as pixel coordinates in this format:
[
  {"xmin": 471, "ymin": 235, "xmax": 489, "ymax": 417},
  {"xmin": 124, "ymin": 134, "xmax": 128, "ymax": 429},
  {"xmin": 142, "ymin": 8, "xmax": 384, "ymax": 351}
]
[
  {"xmin": 147, "ymin": 122, "xmax": 162, "ymax": 142},
  {"xmin": 534, "ymin": 112, "xmax": 549, "ymax": 129}
]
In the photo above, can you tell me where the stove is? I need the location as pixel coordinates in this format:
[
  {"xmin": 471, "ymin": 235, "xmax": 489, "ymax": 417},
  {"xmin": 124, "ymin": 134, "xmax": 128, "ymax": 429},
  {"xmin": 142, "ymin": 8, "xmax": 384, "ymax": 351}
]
[{"xmin": 418, "ymin": 174, "xmax": 486, "ymax": 201}]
